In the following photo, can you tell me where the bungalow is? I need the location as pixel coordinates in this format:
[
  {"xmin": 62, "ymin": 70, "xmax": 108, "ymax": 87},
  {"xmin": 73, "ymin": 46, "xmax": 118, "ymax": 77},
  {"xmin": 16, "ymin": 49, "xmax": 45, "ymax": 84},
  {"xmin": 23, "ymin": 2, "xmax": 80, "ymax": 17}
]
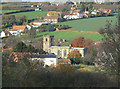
[
  {"xmin": 44, "ymin": 16, "xmax": 61, "ymax": 24},
  {"xmin": 8, "ymin": 25, "xmax": 27, "ymax": 36}
]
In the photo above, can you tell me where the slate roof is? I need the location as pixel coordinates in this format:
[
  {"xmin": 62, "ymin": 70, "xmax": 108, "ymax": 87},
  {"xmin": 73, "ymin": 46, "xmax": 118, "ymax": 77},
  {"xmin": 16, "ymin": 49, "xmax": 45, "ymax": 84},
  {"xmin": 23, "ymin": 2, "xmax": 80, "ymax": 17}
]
[
  {"xmin": 29, "ymin": 54, "xmax": 56, "ymax": 58},
  {"xmin": 50, "ymin": 46, "xmax": 85, "ymax": 49}
]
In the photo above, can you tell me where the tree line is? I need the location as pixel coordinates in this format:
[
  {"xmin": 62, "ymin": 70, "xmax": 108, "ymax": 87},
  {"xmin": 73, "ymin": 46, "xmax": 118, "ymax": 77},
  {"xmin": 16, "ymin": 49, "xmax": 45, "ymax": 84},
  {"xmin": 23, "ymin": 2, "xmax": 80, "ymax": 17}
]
[{"xmin": 2, "ymin": 15, "xmax": 28, "ymax": 29}]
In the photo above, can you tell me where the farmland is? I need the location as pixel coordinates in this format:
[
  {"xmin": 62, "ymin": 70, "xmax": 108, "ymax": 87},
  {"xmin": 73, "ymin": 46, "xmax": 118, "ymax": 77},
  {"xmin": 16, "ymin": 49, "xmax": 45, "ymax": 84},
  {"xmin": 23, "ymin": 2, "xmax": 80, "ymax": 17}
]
[
  {"xmin": 57, "ymin": 14, "xmax": 118, "ymax": 32},
  {"xmin": 37, "ymin": 31, "xmax": 103, "ymax": 42},
  {"xmin": 10, "ymin": 11, "xmax": 49, "ymax": 20},
  {"xmin": 2, "ymin": 10, "xmax": 19, "ymax": 14}
]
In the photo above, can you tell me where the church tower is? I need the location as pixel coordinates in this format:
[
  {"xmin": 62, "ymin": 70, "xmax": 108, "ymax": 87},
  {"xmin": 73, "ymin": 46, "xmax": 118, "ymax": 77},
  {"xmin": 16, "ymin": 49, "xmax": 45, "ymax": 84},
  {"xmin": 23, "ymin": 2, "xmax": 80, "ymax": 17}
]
[{"xmin": 43, "ymin": 35, "xmax": 54, "ymax": 51}]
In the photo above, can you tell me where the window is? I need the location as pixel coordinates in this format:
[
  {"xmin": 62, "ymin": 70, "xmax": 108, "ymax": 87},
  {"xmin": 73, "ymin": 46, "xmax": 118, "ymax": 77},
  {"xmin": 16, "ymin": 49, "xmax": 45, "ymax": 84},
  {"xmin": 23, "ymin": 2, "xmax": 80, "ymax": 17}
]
[
  {"xmin": 58, "ymin": 50, "xmax": 60, "ymax": 56},
  {"xmin": 55, "ymin": 19, "xmax": 57, "ymax": 21},
  {"xmin": 46, "ymin": 38, "xmax": 48, "ymax": 42},
  {"xmin": 64, "ymin": 50, "xmax": 67, "ymax": 56},
  {"xmin": 49, "ymin": 49, "xmax": 51, "ymax": 53},
  {"xmin": 50, "ymin": 60, "xmax": 53, "ymax": 62}
]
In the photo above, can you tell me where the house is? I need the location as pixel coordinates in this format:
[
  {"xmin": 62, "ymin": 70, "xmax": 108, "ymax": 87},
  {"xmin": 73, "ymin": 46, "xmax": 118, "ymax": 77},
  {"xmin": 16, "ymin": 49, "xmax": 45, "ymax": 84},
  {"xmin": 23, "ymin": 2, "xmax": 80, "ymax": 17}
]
[
  {"xmin": 47, "ymin": 11, "xmax": 61, "ymax": 18},
  {"xmin": 44, "ymin": 16, "xmax": 62, "ymax": 24},
  {"xmin": 32, "ymin": 20, "xmax": 49, "ymax": 27},
  {"xmin": 98, "ymin": 8, "xmax": 113, "ymax": 16},
  {"xmin": 8, "ymin": 25, "xmax": 27, "ymax": 36},
  {"xmin": 2, "ymin": 48, "xmax": 13, "ymax": 52},
  {"xmin": 29, "ymin": 54, "xmax": 58, "ymax": 67},
  {"xmin": 84, "ymin": 11, "xmax": 89, "ymax": 14},
  {"xmin": 9, "ymin": 52, "xmax": 39, "ymax": 62},
  {"xmin": 30, "ymin": 20, "xmax": 49, "ymax": 28},
  {"xmin": 58, "ymin": 59, "xmax": 71, "ymax": 65},
  {"xmin": 0, "ymin": 31, "xmax": 11, "ymax": 38},
  {"xmin": 73, "ymin": 10, "xmax": 81, "ymax": 14},
  {"xmin": 71, "ymin": 4, "xmax": 78, "ymax": 10},
  {"xmin": 9, "ymin": 52, "xmax": 58, "ymax": 67},
  {"xmin": 63, "ymin": 13, "xmax": 84, "ymax": 20},
  {"xmin": 103, "ymin": 9, "xmax": 113, "ymax": 15},
  {"xmin": 35, "ymin": 8, "xmax": 41, "ymax": 11},
  {"xmin": 91, "ymin": 11, "xmax": 97, "ymax": 15},
  {"xmin": 26, "ymin": 25, "xmax": 32, "ymax": 30}
]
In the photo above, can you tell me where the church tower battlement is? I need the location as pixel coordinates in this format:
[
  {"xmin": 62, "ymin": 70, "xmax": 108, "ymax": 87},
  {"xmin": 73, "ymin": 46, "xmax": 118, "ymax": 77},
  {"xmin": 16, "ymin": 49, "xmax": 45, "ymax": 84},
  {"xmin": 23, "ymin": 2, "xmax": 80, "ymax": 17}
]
[{"xmin": 43, "ymin": 35, "xmax": 54, "ymax": 51}]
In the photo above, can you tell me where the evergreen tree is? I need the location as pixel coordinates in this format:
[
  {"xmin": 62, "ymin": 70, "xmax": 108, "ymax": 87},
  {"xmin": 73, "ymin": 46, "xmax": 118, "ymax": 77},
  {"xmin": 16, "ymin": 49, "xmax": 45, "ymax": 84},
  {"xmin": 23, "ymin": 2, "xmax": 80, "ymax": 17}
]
[
  {"xmin": 81, "ymin": 3, "xmax": 86, "ymax": 12},
  {"xmin": 27, "ymin": 27, "xmax": 36, "ymax": 41},
  {"xmin": 89, "ymin": 4, "xmax": 93, "ymax": 11},
  {"xmin": 47, "ymin": 23, "xmax": 54, "ymax": 32},
  {"xmin": 14, "ymin": 41, "xmax": 27, "ymax": 52}
]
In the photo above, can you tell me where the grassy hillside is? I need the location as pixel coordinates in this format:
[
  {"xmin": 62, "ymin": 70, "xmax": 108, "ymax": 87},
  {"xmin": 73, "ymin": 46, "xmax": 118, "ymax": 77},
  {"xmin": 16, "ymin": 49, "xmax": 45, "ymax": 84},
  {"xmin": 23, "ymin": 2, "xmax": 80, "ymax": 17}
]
[
  {"xmin": 37, "ymin": 31, "xmax": 103, "ymax": 42},
  {"xmin": 57, "ymin": 14, "xmax": 118, "ymax": 32},
  {"xmin": 10, "ymin": 11, "xmax": 48, "ymax": 20},
  {"xmin": 2, "ymin": 10, "xmax": 19, "ymax": 14}
]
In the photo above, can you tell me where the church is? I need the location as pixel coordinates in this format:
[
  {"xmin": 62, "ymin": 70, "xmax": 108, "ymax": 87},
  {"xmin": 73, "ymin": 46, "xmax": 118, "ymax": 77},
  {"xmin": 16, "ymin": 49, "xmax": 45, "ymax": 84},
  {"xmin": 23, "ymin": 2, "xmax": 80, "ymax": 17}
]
[{"xmin": 43, "ymin": 35, "xmax": 86, "ymax": 58}]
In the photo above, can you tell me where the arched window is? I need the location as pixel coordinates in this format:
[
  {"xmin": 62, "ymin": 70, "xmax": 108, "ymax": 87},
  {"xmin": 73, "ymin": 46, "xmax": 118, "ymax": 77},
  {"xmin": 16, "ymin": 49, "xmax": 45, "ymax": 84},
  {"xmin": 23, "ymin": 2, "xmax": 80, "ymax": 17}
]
[
  {"xmin": 58, "ymin": 50, "xmax": 60, "ymax": 56},
  {"xmin": 46, "ymin": 38, "xmax": 48, "ymax": 42},
  {"xmin": 49, "ymin": 49, "xmax": 51, "ymax": 53}
]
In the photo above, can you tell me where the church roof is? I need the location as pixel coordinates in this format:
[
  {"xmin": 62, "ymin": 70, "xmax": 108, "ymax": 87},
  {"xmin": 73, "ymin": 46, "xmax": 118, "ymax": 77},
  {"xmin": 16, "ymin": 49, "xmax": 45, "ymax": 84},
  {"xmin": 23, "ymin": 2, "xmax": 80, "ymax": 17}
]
[{"xmin": 50, "ymin": 46, "xmax": 85, "ymax": 49}]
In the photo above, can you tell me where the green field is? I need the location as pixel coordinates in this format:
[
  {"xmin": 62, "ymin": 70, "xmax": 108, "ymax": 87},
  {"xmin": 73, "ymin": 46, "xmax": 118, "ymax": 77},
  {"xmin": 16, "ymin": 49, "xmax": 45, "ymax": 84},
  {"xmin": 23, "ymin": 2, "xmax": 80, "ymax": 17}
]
[
  {"xmin": 11, "ymin": 11, "xmax": 48, "ymax": 20},
  {"xmin": 57, "ymin": 14, "xmax": 118, "ymax": 32},
  {"xmin": 37, "ymin": 31, "xmax": 103, "ymax": 42},
  {"xmin": 2, "ymin": 10, "xmax": 19, "ymax": 14},
  {"xmin": 4, "ymin": 2, "xmax": 29, "ymax": 6},
  {"xmin": 73, "ymin": 64, "xmax": 103, "ymax": 72}
]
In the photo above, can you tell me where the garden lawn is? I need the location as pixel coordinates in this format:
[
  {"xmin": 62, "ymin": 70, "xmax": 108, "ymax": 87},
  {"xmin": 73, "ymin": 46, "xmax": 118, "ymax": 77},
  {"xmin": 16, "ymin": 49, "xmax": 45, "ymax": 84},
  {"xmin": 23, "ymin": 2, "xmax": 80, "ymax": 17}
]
[
  {"xmin": 73, "ymin": 64, "xmax": 102, "ymax": 72},
  {"xmin": 57, "ymin": 14, "xmax": 118, "ymax": 32},
  {"xmin": 11, "ymin": 11, "xmax": 49, "ymax": 20},
  {"xmin": 37, "ymin": 31, "xmax": 103, "ymax": 42}
]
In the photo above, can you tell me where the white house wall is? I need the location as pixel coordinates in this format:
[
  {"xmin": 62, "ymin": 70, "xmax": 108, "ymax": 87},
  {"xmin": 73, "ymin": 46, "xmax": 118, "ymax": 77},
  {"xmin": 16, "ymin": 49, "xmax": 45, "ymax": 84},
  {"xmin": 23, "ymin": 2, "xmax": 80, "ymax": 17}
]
[
  {"xmin": 0, "ymin": 31, "xmax": 6, "ymax": 37},
  {"xmin": 30, "ymin": 57, "xmax": 58, "ymax": 66}
]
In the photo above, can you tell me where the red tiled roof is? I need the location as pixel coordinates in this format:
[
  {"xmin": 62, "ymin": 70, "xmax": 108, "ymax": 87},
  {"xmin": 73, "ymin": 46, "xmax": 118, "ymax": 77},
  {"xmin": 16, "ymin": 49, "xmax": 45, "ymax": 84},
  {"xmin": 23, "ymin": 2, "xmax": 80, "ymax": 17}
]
[
  {"xmin": 2, "ymin": 48, "xmax": 13, "ymax": 52},
  {"xmin": 13, "ymin": 26, "xmax": 26, "ymax": 31},
  {"xmin": 65, "ymin": 14, "xmax": 77, "ymax": 15},
  {"xmin": 32, "ymin": 24, "xmax": 40, "ymax": 26},
  {"xmin": 79, "ymin": 12, "xmax": 85, "ymax": 14},
  {"xmin": 33, "ymin": 20, "xmax": 46, "ymax": 23},
  {"xmin": 9, "ymin": 52, "xmax": 39, "ymax": 59}
]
